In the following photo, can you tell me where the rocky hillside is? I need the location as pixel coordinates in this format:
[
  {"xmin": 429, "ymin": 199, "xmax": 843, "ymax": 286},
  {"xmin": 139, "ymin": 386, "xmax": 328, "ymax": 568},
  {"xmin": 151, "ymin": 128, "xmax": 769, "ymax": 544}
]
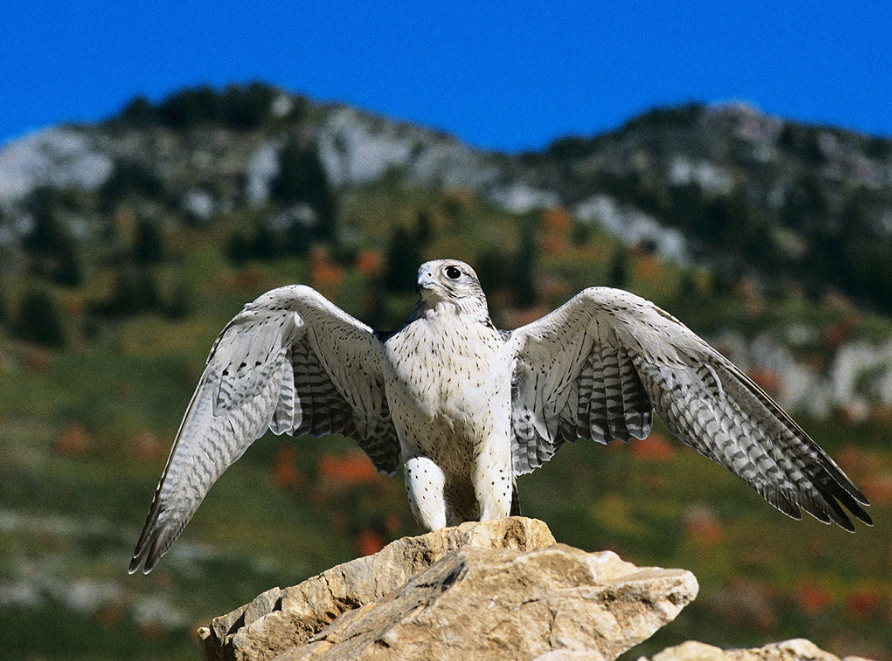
[
  {"xmin": 4, "ymin": 88, "xmax": 892, "ymax": 308},
  {"xmin": 3, "ymin": 84, "xmax": 892, "ymax": 420}
]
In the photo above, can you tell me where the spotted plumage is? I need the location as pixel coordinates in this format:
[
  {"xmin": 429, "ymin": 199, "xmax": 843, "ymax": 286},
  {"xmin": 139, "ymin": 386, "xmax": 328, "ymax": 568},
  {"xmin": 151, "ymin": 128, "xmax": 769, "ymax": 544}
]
[{"xmin": 129, "ymin": 259, "xmax": 871, "ymax": 574}]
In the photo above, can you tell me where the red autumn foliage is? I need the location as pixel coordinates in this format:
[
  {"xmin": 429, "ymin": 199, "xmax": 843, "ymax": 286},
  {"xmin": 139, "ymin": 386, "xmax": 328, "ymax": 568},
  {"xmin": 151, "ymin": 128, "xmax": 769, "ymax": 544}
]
[
  {"xmin": 355, "ymin": 249, "xmax": 383, "ymax": 276},
  {"xmin": 709, "ymin": 579, "xmax": 776, "ymax": 631},
  {"xmin": 356, "ymin": 529, "xmax": 385, "ymax": 557},
  {"xmin": 273, "ymin": 444, "xmax": 302, "ymax": 488},
  {"xmin": 734, "ymin": 278, "xmax": 764, "ymax": 314},
  {"xmin": 540, "ymin": 207, "xmax": 572, "ymax": 235},
  {"xmin": 539, "ymin": 234, "xmax": 568, "ymax": 256},
  {"xmin": 318, "ymin": 452, "xmax": 382, "ymax": 487},
  {"xmin": 630, "ymin": 433, "xmax": 675, "ymax": 461},
  {"xmin": 539, "ymin": 208, "xmax": 572, "ymax": 255},
  {"xmin": 797, "ymin": 581, "xmax": 833, "ymax": 614},
  {"xmin": 383, "ymin": 514, "xmax": 402, "ymax": 535},
  {"xmin": 138, "ymin": 620, "xmax": 166, "ymax": 640},
  {"xmin": 836, "ymin": 445, "xmax": 881, "ymax": 482},
  {"xmin": 96, "ymin": 603, "xmax": 125, "ymax": 627},
  {"xmin": 62, "ymin": 295, "xmax": 84, "ymax": 318},
  {"xmin": 310, "ymin": 246, "xmax": 345, "ymax": 286},
  {"xmin": 605, "ymin": 439, "xmax": 626, "ymax": 454},
  {"xmin": 748, "ymin": 367, "xmax": 783, "ymax": 398},
  {"xmin": 55, "ymin": 423, "xmax": 92, "ymax": 457},
  {"xmin": 634, "ymin": 254, "xmax": 663, "ymax": 281},
  {"xmin": 847, "ymin": 588, "xmax": 882, "ymax": 619}
]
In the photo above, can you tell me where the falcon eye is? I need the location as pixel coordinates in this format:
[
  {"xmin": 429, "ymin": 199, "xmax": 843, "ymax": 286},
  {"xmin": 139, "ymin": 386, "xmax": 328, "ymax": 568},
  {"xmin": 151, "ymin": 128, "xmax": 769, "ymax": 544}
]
[{"xmin": 445, "ymin": 266, "xmax": 462, "ymax": 280}]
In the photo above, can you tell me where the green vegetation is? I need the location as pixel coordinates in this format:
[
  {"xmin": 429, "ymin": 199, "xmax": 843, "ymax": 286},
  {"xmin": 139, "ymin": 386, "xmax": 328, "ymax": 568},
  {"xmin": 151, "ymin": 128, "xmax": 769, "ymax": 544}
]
[
  {"xmin": 3, "ymin": 184, "xmax": 890, "ymax": 659},
  {"xmin": 1, "ymin": 86, "xmax": 891, "ymax": 660}
]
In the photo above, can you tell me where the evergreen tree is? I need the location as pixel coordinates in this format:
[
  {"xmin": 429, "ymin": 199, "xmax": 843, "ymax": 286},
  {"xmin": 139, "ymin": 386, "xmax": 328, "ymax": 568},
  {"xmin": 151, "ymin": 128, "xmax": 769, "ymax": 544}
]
[
  {"xmin": 103, "ymin": 265, "xmax": 161, "ymax": 316},
  {"xmin": 220, "ymin": 82, "xmax": 277, "ymax": 130},
  {"xmin": 120, "ymin": 95, "xmax": 159, "ymax": 127},
  {"xmin": 608, "ymin": 247, "xmax": 630, "ymax": 289},
  {"xmin": 165, "ymin": 277, "xmax": 192, "ymax": 319},
  {"xmin": 476, "ymin": 248, "xmax": 513, "ymax": 293},
  {"xmin": 271, "ymin": 139, "xmax": 338, "ymax": 243},
  {"xmin": 24, "ymin": 203, "xmax": 67, "ymax": 257},
  {"xmin": 23, "ymin": 201, "xmax": 83, "ymax": 287},
  {"xmin": 226, "ymin": 228, "xmax": 255, "ymax": 266},
  {"xmin": 416, "ymin": 210, "xmax": 433, "ymax": 244},
  {"xmin": 15, "ymin": 287, "xmax": 65, "ymax": 348},
  {"xmin": 53, "ymin": 237, "xmax": 83, "ymax": 287},
  {"xmin": 252, "ymin": 223, "xmax": 279, "ymax": 261},
  {"xmin": 384, "ymin": 226, "xmax": 422, "ymax": 293},
  {"xmin": 134, "ymin": 218, "xmax": 165, "ymax": 263},
  {"xmin": 512, "ymin": 223, "xmax": 538, "ymax": 306}
]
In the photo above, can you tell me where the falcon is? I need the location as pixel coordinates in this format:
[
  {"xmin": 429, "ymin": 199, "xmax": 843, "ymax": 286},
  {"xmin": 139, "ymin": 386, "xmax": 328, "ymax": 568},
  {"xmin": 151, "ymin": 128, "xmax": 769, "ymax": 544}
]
[{"xmin": 129, "ymin": 259, "xmax": 871, "ymax": 573}]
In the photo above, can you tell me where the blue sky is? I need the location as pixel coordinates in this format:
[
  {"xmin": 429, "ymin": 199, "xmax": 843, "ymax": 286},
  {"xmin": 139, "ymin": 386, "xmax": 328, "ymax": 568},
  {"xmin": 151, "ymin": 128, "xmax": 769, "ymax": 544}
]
[{"xmin": 1, "ymin": 1, "xmax": 891, "ymax": 152}]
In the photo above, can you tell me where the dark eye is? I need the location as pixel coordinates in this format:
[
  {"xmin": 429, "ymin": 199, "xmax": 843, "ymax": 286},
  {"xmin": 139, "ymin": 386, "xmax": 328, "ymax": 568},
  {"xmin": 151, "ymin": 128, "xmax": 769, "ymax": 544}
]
[{"xmin": 445, "ymin": 265, "xmax": 462, "ymax": 280}]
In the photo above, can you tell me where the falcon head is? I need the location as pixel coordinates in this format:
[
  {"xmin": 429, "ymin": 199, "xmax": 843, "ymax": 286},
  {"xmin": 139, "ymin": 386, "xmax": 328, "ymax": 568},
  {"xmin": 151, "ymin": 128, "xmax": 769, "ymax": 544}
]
[{"xmin": 416, "ymin": 259, "xmax": 490, "ymax": 320}]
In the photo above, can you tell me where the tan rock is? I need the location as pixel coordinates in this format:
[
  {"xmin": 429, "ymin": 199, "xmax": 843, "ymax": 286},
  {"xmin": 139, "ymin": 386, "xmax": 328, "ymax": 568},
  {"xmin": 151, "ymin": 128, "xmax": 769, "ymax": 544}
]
[
  {"xmin": 198, "ymin": 517, "xmax": 697, "ymax": 661},
  {"xmin": 643, "ymin": 638, "xmax": 875, "ymax": 661}
]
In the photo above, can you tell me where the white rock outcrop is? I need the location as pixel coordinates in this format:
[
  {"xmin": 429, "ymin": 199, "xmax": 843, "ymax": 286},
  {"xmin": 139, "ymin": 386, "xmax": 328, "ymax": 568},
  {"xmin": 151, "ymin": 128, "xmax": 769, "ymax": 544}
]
[{"xmin": 198, "ymin": 517, "xmax": 698, "ymax": 661}]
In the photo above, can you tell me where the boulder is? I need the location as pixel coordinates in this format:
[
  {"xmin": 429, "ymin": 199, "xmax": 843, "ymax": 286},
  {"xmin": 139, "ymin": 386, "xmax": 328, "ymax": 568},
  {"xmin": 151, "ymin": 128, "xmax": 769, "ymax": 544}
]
[
  {"xmin": 198, "ymin": 517, "xmax": 698, "ymax": 661},
  {"xmin": 641, "ymin": 639, "xmax": 875, "ymax": 661}
]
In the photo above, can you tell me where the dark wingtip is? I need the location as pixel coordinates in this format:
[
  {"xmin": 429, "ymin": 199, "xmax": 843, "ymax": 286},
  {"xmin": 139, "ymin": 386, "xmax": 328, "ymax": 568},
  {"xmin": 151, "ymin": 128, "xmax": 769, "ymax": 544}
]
[
  {"xmin": 818, "ymin": 473, "xmax": 873, "ymax": 530},
  {"xmin": 129, "ymin": 497, "xmax": 163, "ymax": 575},
  {"xmin": 856, "ymin": 508, "xmax": 874, "ymax": 527}
]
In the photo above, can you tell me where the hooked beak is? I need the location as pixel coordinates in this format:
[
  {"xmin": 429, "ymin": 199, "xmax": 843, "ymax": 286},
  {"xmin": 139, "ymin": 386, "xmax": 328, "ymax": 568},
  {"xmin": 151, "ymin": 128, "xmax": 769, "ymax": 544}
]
[{"xmin": 417, "ymin": 270, "xmax": 436, "ymax": 292}]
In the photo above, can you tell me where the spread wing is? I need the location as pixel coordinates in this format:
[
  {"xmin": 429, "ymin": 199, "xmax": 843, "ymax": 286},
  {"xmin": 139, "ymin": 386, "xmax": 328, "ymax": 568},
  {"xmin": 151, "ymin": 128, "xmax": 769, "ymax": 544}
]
[
  {"xmin": 129, "ymin": 285, "xmax": 399, "ymax": 573},
  {"xmin": 506, "ymin": 287, "xmax": 871, "ymax": 531}
]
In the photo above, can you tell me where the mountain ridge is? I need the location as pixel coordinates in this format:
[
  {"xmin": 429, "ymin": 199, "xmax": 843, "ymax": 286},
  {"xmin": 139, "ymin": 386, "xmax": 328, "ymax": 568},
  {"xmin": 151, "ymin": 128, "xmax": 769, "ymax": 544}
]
[{"xmin": 3, "ymin": 86, "xmax": 892, "ymax": 314}]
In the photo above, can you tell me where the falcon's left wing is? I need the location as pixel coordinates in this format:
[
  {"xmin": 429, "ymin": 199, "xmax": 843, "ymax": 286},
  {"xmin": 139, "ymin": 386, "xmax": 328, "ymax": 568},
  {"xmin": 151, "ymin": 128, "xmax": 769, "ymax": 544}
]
[{"xmin": 506, "ymin": 287, "xmax": 871, "ymax": 531}]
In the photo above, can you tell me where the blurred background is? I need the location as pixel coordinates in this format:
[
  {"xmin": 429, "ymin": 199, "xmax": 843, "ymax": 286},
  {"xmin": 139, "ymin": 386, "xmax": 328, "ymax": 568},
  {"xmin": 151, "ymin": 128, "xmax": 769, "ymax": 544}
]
[{"xmin": 1, "ymin": 2, "xmax": 891, "ymax": 660}]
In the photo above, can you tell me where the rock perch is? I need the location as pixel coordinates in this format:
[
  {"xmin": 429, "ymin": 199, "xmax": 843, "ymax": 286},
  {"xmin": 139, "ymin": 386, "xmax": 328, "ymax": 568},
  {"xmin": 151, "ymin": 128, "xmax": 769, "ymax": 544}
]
[{"xmin": 198, "ymin": 517, "xmax": 698, "ymax": 661}]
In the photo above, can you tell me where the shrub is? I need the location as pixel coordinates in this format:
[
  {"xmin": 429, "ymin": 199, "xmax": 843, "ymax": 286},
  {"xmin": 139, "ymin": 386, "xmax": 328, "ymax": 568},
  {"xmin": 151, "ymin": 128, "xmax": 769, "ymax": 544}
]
[{"xmin": 15, "ymin": 287, "xmax": 66, "ymax": 348}]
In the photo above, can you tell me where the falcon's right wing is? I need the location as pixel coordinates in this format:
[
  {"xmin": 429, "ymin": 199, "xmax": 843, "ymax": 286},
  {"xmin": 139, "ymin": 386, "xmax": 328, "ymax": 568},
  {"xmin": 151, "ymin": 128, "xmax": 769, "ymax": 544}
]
[
  {"xmin": 129, "ymin": 285, "xmax": 399, "ymax": 573},
  {"xmin": 506, "ymin": 287, "xmax": 871, "ymax": 531}
]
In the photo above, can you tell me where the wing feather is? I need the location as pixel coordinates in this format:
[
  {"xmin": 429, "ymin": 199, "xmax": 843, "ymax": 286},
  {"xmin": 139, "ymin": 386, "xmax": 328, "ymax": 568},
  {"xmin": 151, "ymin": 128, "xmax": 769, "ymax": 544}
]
[
  {"xmin": 507, "ymin": 287, "xmax": 871, "ymax": 531},
  {"xmin": 129, "ymin": 285, "xmax": 399, "ymax": 574}
]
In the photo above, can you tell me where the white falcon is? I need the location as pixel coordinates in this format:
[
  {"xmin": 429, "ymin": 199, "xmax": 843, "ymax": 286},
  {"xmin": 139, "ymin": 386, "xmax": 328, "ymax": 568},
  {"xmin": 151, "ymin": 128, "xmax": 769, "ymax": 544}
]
[{"xmin": 129, "ymin": 259, "xmax": 871, "ymax": 573}]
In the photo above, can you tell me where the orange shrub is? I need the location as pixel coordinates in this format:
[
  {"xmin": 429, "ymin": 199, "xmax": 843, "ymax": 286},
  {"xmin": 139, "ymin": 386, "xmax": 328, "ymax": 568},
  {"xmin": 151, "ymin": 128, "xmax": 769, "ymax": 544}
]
[
  {"xmin": 847, "ymin": 588, "xmax": 881, "ymax": 619},
  {"xmin": 540, "ymin": 207, "xmax": 572, "ymax": 235},
  {"xmin": 318, "ymin": 452, "xmax": 381, "ymax": 487},
  {"xmin": 273, "ymin": 444, "xmax": 302, "ymax": 488},
  {"xmin": 355, "ymin": 249, "xmax": 383, "ymax": 276},
  {"xmin": 356, "ymin": 529, "xmax": 385, "ymax": 556},
  {"xmin": 630, "ymin": 433, "xmax": 675, "ymax": 461},
  {"xmin": 748, "ymin": 367, "xmax": 783, "ymax": 398},
  {"xmin": 55, "ymin": 423, "xmax": 92, "ymax": 457},
  {"xmin": 310, "ymin": 246, "xmax": 344, "ymax": 286},
  {"xmin": 796, "ymin": 581, "xmax": 832, "ymax": 614}
]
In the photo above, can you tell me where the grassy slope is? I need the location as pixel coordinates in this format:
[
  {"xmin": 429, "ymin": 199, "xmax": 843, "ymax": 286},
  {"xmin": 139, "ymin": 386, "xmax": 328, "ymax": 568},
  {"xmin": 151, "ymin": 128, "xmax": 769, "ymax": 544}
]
[{"xmin": 1, "ymin": 190, "xmax": 890, "ymax": 660}]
